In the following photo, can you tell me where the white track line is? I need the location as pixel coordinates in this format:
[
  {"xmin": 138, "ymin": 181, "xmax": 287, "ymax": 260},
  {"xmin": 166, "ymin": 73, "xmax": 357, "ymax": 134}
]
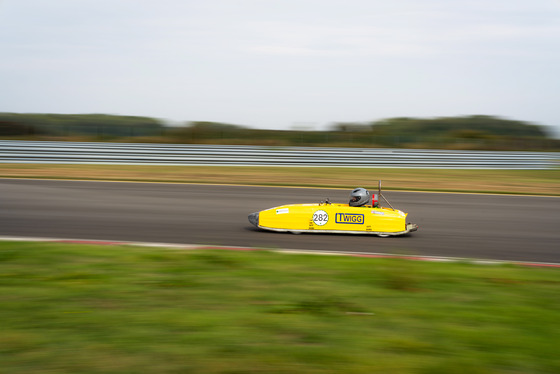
[{"xmin": 1, "ymin": 235, "xmax": 559, "ymax": 268}]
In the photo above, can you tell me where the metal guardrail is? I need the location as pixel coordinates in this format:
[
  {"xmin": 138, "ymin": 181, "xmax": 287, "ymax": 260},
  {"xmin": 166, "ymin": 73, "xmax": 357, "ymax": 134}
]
[{"xmin": 0, "ymin": 140, "xmax": 557, "ymax": 169}]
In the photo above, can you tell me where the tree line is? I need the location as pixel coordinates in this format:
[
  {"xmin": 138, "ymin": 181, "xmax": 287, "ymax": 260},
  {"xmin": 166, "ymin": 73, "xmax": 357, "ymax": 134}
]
[
  {"xmin": 0, "ymin": 113, "xmax": 164, "ymax": 138},
  {"xmin": 0, "ymin": 112, "xmax": 557, "ymax": 151}
]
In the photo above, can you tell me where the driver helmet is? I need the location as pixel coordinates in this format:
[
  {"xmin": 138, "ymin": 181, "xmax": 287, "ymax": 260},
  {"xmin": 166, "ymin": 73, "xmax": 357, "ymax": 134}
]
[{"xmin": 349, "ymin": 187, "xmax": 370, "ymax": 207}]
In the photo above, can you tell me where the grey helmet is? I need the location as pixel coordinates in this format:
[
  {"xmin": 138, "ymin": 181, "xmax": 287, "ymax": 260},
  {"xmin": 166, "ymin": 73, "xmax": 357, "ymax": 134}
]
[{"xmin": 349, "ymin": 187, "xmax": 370, "ymax": 207}]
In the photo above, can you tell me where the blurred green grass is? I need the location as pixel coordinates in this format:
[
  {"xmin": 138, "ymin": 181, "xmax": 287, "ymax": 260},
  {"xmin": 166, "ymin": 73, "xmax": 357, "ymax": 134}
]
[
  {"xmin": 1, "ymin": 164, "xmax": 559, "ymax": 195},
  {"xmin": 1, "ymin": 241, "xmax": 559, "ymax": 373}
]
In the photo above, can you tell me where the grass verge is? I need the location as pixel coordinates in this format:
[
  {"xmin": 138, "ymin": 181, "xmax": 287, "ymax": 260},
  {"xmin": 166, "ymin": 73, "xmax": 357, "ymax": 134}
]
[
  {"xmin": 0, "ymin": 164, "xmax": 559, "ymax": 195},
  {"xmin": 1, "ymin": 241, "xmax": 559, "ymax": 373}
]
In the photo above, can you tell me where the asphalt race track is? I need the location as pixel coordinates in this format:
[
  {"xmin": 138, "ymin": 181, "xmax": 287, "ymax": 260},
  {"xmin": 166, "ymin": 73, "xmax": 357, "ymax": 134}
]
[{"xmin": 1, "ymin": 179, "xmax": 558, "ymax": 263}]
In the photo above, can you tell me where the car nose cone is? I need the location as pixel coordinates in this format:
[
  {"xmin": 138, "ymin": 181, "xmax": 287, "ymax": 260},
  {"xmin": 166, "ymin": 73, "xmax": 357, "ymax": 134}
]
[{"xmin": 248, "ymin": 212, "xmax": 259, "ymax": 227}]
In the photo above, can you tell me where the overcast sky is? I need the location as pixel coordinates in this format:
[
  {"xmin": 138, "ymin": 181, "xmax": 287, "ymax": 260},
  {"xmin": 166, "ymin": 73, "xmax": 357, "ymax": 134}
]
[{"xmin": 1, "ymin": 0, "xmax": 559, "ymax": 134}]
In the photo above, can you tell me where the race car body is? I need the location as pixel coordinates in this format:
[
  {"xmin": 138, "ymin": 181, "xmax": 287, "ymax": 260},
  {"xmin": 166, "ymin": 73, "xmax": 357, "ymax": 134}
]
[{"xmin": 248, "ymin": 182, "xmax": 418, "ymax": 237}]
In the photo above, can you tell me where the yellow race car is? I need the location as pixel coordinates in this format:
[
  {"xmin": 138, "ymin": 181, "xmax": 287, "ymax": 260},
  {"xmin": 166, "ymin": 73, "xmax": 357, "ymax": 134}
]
[{"xmin": 248, "ymin": 182, "xmax": 418, "ymax": 237}]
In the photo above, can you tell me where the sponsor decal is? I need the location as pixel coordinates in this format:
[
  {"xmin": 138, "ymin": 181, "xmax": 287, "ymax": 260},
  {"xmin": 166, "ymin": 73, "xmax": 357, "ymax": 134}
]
[
  {"xmin": 276, "ymin": 208, "xmax": 289, "ymax": 214},
  {"xmin": 372, "ymin": 210, "xmax": 384, "ymax": 215},
  {"xmin": 335, "ymin": 213, "xmax": 365, "ymax": 224},
  {"xmin": 312, "ymin": 210, "xmax": 329, "ymax": 226}
]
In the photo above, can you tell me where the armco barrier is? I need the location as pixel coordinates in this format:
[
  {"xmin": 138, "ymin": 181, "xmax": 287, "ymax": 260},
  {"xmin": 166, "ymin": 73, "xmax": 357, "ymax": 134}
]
[{"xmin": 0, "ymin": 140, "xmax": 557, "ymax": 169}]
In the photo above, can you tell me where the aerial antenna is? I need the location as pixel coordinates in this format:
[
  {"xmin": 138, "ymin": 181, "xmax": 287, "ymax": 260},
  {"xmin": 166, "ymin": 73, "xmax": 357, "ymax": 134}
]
[{"xmin": 378, "ymin": 180, "xmax": 395, "ymax": 210}]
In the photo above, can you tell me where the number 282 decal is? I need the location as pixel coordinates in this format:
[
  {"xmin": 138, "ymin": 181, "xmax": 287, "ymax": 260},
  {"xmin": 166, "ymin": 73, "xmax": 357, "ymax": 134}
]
[{"xmin": 312, "ymin": 210, "xmax": 329, "ymax": 226}]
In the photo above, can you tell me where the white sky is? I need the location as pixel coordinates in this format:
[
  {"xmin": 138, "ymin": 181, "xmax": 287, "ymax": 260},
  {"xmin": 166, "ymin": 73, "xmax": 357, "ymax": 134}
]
[{"xmin": 1, "ymin": 0, "xmax": 559, "ymax": 134}]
